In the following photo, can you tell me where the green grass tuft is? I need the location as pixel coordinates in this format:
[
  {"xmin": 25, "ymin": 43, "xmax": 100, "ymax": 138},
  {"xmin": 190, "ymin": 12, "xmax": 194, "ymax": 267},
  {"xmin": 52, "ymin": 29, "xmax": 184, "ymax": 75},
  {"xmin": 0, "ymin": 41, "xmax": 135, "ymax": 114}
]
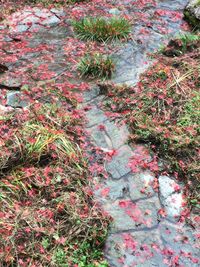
[
  {"xmin": 78, "ymin": 53, "xmax": 115, "ymax": 79},
  {"xmin": 72, "ymin": 17, "xmax": 131, "ymax": 42}
]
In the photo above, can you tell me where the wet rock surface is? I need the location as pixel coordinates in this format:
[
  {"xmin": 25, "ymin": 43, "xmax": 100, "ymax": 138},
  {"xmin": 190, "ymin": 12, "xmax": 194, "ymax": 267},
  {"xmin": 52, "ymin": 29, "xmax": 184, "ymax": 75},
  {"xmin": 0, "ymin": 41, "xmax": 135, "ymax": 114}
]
[{"xmin": 0, "ymin": 0, "xmax": 199, "ymax": 266}]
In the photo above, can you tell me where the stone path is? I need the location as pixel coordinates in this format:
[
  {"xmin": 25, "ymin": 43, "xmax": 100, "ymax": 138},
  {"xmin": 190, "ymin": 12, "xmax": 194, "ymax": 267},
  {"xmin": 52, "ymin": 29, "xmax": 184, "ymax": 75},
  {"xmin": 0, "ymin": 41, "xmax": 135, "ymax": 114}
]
[
  {"xmin": 0, "ymin": 1, "xmax": 199, "ymax": 266},
  {"xmin": 82, "ymin": 1, "xmax": 200, "ymax": 266},
  {"xmin": 84, "ymin": 87, "xmax": 200, "ymax": 266}
]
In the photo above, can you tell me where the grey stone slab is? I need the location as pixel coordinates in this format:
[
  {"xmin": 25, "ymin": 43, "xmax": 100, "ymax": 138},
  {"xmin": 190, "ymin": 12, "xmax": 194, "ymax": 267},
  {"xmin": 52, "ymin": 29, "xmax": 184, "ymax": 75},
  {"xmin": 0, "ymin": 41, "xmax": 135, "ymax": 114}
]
[
  {"xmin": 13, "ymin": 24, "xmax": 29, "ymax": 33},
  {"xmin": 0, "ymin": 76, "xmax": 21, "ymax": 88},
  {"xmin": 104, "ymin": 120, "xmax": 129, "ymax": 149},
  {"xmin": 87, "ymin": 125, "xmax": 111, "ymax": 149},
  {"xmin": 50, "ymin": 8, "xmax": 66, "ymax": 18},
  {"xmin": 41, "ymin": 16, "xmax": 60, "ymax": 26},
  {"xmin": 109, "ymin": 8, "xmax": 121, "ymax": 15},
  {"xmin": 6, "ymin": 91, "xmax": 29, "ymax": 108},
  {"xmin": 105, "ymin": 230, "xmax": 164, "ymax": 267},
  {"xmin": 95, "ymin": 178, "xmax": 129, "ymax": 203},
  {"xmin": 106, "ymin": 145, "xmax": 133, "ymax": 179},
  {"xmin": 159, "ymin": 175, "xmax": 183, "ymax": 221},
  {"xmin": 85, "ymin": 106, "xmax": 107, "ymax": 127},
  {"xmin": 88, "ymin": 120, "xmax": 129, "ymax": 150},
  {"xmin": 103, "ymin": 197, "xmax": 160, "ymax": 232},
  {"xmin": 83, "ymin": 86, "xmax": 100, "ymax": 102},
  {"xmin": 159, "ymin": 222, "xmax": 200, "ymax": 266},
  {"xmin": 128, "ymin": 171, "xmax": 155, "ymax": 200},
  {"xmin": 21, "ymin": 15, "xmax": 40, "ymax": 24},
  {"xmin": 32, "ymin": 8, "xmax": 52, "ymax": 18}
]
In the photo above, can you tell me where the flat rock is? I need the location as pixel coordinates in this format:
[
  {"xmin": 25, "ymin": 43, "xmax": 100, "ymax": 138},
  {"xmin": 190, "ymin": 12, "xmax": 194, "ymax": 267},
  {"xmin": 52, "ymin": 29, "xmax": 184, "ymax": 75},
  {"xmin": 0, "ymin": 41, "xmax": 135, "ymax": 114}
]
[
  {"xmin": 50, "ymin": 8, "xmax": 66, "ymax": 18},
  {"xmin": 103, "ymin": 197, "xmax": 160, "ymax": 232},
  {"xmin": 0, "ymin": 76, "xmax": 21, "ymax": 88},
  {"xmin": 41, "ymin": 16, "xmax": 60, "ymax": 26},
  {"xmin": 88, "ymin": 120, "xmax": 129, "ymax": 150},
  {"xmin": 159, "ymin": 175, "xmax": 183, "ymax": 220},
  {"xmin": 20, "ymin": 14, "xmax": 40, "ymax": 25},
  {"xmin": 106, "ymin": 145, "xmax": 133, "ymax": 179},
  {"xmin": 159, "ymin": 222, "xmax": 200, "ymax": 266},
  {"xmin": 94, "ymin": 178, "xmax": 129, "ymax": 203},
  {"xmin": 128, "ymin": 171, "xmax": 155, "ymax": 200},
  {"xmin": 83, "ymin": 86, "xmax": 100, "ymax": 102},
  {"xmin": 105, "ymin": 230, "xmax": 163, "ymax": 267},
  {"xmin": 6, "ymin": 91, "xmax": 29, "ymax": 108},
  {"xmin": 12, "ymin": 24, "xmax": 29, "ymax": 33},
  {"xmin": 85, "ymin": 105, "xmax": 107, "ymax": 127},
  {"xmin": 109, "ymin": 8, "xmax": 121, "ymax": 15}
]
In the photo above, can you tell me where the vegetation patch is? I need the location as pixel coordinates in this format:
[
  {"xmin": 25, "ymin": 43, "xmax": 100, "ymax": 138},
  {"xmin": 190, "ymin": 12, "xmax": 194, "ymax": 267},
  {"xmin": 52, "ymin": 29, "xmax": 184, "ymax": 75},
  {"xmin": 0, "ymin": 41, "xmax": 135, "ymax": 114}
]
[
  {"xmin": 0, "ymin": 102, "xmax": 109, "ymax": 266},
  {"xmin": 162, "ymin": 33, "xmax": 200, "ymax": 56},
  {"xmin": 26, "ymin": 0, "xmax": 87, "ymax": 5},
  {"xmin": 102, "ymin": 36, "xmax": 200, "ymax": 207},
  {"xmin": 78, "ymin": 53, "xmax": 115, "ymax": 79},
  {"xmin": 72, "ymin": 17, "xmax": 131, "ymax": 42}
]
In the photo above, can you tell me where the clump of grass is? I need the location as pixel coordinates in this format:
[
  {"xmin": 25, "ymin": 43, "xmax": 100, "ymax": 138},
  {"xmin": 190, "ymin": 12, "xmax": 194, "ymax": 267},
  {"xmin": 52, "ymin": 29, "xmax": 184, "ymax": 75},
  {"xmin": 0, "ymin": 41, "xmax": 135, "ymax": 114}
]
[
  {"xmin": 0, "ymin": 103, "xmax": 109, "ymax": 266},
  {"xmin": 78, "ymin": 53, "xmax": 115, "ymax": 79},
  {"xmin": 72, "ymin": 17, "xmax": 131, "ymax": 42}
]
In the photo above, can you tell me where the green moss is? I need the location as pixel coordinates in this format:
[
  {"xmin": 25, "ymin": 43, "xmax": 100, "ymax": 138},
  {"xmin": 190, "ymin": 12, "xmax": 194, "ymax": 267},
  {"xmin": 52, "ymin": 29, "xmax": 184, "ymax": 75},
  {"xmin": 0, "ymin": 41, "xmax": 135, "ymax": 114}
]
[{"xmin": 184, "ymin": 10, "xmax": 200, "ymax": 30}]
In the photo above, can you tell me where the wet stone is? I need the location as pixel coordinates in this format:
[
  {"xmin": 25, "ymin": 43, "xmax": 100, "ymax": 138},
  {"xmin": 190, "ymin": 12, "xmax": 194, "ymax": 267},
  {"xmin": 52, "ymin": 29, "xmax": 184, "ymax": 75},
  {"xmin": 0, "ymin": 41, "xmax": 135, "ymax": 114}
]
[
  {"xmin": 13, "ymin": 24, "xmax": 29, "ymax": 33},
  {"xmin": 112, "ymin": 44, "xmax": 150, "ymax": 85},
  {"xmin": 87, "ymin": 126, "xmax": 111, "ymax": 149},
  {"xmin": 6, "ymin": 91, "xmax": 29, "ymax": 108},
  {"xmin": 88, "ymin": 120, "xmax": 129, "ymax": 150},
  {"xmin": 50, "ymin": 8, "xmax": 66, "ymax": 18},
  {"xmin": 109, "ymin": 8, "xmax": 121, "ymax": 15},
  {"xmin": 105, "ymin": 230, "xmax": 163, "ymax": 267},
  {"xmin": 103, "ymin": 196, "xmax": 161, "ymax": 232},
  {"xmin": 159, "ymin": 175, "xmax": 183, "ymax": 220},
  {"xmin": 128, "ymin": 171, "xmax": 155, "ymax": 200},
  {"xmin": 85, "ymin": 106, "xmax": 107, "ymax": 128},
  {"xmin": 21, "ymin": 14, "xmax": 40, "ymax": 24},
  {"xmin": 32, "ymin": 8, "xmax": 52, "ymax": 18},
  {"xmin": 159, "ymin": 222, "xmax": 200, "ymax": 266},
  {"xmin": 83, "ymin": 86, "xmax": 100, "ymax": 102},
  {"xmin": 104, "ymin": 120, "xmax": 129, "ymax": 149},
  {"xmin": 0, "ymin": 76, "xmax": 21, "ymax": 88},
  {"xmin": 41, "ymin": 16, "xmax": 60, "ymax": 26},
  {"xmin": 106, "ymin": 145, "xmax": 133, "ymax": 179},
  {"xmin": 95, "ymin": 178, "xmax": 129, "ymax": 203}
]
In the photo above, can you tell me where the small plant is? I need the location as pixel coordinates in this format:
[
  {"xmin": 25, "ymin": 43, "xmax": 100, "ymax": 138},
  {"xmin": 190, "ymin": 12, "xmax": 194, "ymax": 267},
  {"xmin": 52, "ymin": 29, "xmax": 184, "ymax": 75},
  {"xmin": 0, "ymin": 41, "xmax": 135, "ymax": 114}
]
[
  {"xmin": 78, "ymin": 53, "xmax": 115, "ymax": 79},
  {"xmin": 162, "ymin": 32, "xmax": 200, "ymax": 56},
  {"xmin": 72, "ymin": 17, "xmax": 131, "ymax": 42}
]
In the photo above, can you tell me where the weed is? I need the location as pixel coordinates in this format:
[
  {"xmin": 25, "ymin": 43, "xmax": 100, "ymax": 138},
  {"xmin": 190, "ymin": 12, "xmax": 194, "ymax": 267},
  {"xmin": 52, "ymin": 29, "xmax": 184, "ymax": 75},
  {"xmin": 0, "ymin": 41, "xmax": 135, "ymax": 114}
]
[
  {"xmin": 0, "ymin": 103, "xmax": 109, "ymax": 266},
  {"xmin": 72, "ymin": 17, "xmax": 131, "ymax": 42},
  {"xmin": 78, "ymin": 53, "xmax": 115, "ymax": 79},
  {"xmin": 162, "ymin": 32, "xmax": 200, "ymax": 56}
]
